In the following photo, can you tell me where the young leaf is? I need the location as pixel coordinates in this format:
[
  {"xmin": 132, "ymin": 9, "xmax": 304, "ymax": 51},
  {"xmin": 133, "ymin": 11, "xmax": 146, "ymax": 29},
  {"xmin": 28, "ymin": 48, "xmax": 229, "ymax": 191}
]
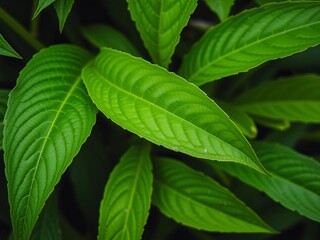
[
  {"xmin": 81, "ymin": 24, "xmax": 140, "ymax": 56},
  {"xmin": 179, "ymin": 2, "xmax": 320, "ymax": 86},
  {"xmin": 54, "ymin": 0, "xmax": 74, "ymax": 32},
  {"xmin": 0, "ymin": 34, "xmax": 22, "ymax": 59},
  {"xmin": 33, "ymin": 0, "xmax": 56, "ymax": 19},
  {"xmin": 127, "ymin": 0, "xmax": 197, "ymax": 68},
  {"xmin": 82, "ymin": 48, "xmax": 266, "ymax": 173},
  {"xmin": 98, "ymin": 144, "xmax": 153, "ymax": 240},
  {"xmin": 153, "ymin": 157, "xmax": 273, "ymax": 233},
  {"xmin": 215, "ymin": 142, "xmax": 320, "ymax": 222},
  {"xmin": 3, "ymin": 44, "xmax": 97, "ymax": 240},
  {"xmin": 204, "ymin": 0, "xmax": 234, "ymax": 21},
  {"xmin": 235, "ymin": 74, "xmax": 320, "ymax": 123},
  {"xmin": 0, "ymin": 89, "xmax": 9, "ymax": 150}
]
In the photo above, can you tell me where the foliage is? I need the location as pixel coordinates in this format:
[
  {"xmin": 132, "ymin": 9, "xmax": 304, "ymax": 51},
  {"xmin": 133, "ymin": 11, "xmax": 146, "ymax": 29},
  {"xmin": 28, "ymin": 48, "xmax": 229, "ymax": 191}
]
[{"xmin": 0, "ymin": 0, "xmax": 319, "ymax": 239}]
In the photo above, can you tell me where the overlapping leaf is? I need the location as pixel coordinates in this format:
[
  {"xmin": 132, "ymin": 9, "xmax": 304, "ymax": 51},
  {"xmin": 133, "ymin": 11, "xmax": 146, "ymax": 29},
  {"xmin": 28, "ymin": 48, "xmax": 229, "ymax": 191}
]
[
  {"xmin": 81, "ymin": 24, "xmax": 140, "ymax": 56},
  {"xmin": 235, "ymin": 74, "xmax": 320, "ymax": 123},
  {"xmin": 82, "ymin": 48, "xmax": 266, "ymax": 173},
  {"xmin": 204, "ymin": 0, "xmax": 234, "ymax": 21},
  {"xmin": 179, "ymin": 2, "xmax": 320, "ymax": 86},
  {"xmin": 127, "ymin": 0, "xmax": 197, "ymax": 68},
  {"xmin": 33, "ymin": 0, "xmax": 56, "ymax": 19},
  {"xmin": 216, "ymin": 142, "xmax": 320, "ymax": 222},
  {"xmin": 98, "ymin": 144, "xmax": 153, "ymax": 240},
  {"xmin": 153, "ymin": 157, "xmax": 273, "ymax": 232},
  {"xmin": 54, "ymin": 0, "xmax": 74, "ymax": 32},
  {"xmin": 0, "ymin": 34, "xmax": 21, "ymax": 59},
  {"xmin": 3, "ymin": 44, "xmax": 97, "ymax": 240}
]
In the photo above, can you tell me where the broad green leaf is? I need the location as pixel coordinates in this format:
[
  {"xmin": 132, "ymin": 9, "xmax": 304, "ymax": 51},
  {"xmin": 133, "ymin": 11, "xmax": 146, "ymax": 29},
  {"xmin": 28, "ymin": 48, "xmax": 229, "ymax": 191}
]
[
  {"xmin": 0, "ymin": 89, "xmax": 9, "ymax": 150},
  {"xmin": 216, "ymin": 142, "xmax": 320, "ymax": 222},
  {"xmin": 33, "ymin": 0, "xmax": 56, "ymax": 19},
  {"xmin": 3, "ymin": 44, "xmax": 97, "ymax": 240},
  {"xmin": 82, "ymin": 48, "xmax": 266, "ymax": 173},
  {"xmin": 217, "ymin": 101, "xmax": 257, "ymax": 138},
  {"xmin": 0, "ymin": 34, "xmax": 22, "ymax": 59},
  {"xmin": 127, "ymin": 0, "xmax": 197, "ymax": 68},
  {"xmin": 235, "ymin": 74, "xmax": 320, "ymax": 123},
  {"xmin": 54, "ymin": 0, "xmax": 74, "ymax": 32},
  {"xmin": 31, "ymin": 194, "xmax": 62, "ymax": 240},
  {"xmin": 204, "ymin": 0, "xmax": 234, "ymax": 21},
  {"xmin": 179, "ymin": 2, "xmax": 320, "ymax": 86},
  {"xmin": 98, "ymin": 144, "xmax": 153, "ymax": 240},
  {"xmin": 153, "ymin": 157, "xmax": 273, "ymax": 233},
  {"xmin": 81, "ymin": 24, "xmax": 140, "ymax": 56}
]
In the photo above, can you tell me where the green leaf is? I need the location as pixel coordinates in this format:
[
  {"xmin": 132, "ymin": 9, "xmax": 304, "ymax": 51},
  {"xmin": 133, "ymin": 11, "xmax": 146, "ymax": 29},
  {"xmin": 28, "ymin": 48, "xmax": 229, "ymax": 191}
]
[
  {"xmin": 127, "ymin": 0, "xmax": 197, "ymax": 68},
  {"xmin": 0, "ymin": 89, "xmax": 9, "ymax": 150},
  {"xmin": 0, "ymin": 34, "xmax": 22, "ymax": 59},
  {"xmin": 81, "ymin": 24, "xmax": 140, "ymax": 56},
  {"xmin": 153, "ymin": 157, "xmax": 273, "ymax": 233},
  {"xmin": 98, "ymin": 144, "xmax": 153, "ymax": 240},
  {"xmin": 3, "ymin": 44, "xmax": 97, "ymax": 240},
  {"xmin": 204, "ymin": 0, "xmax": 234, "ymax": 21},
  {"xmin": 54, "ymin": 0, "xmax": 74, "ymax": 32},
  {"xmin": 82, "ymin": 48, "xmax": 266, "ymax": 173},
  {"xmin": 33, "ymin": 0, "xmax": 56, "ymax": 19},
  {"xmin": 31, "ymin": 194, "xmax": 62, "ymax": 240},
  {"xmin": 254, "ymin": 116, "xmax": 290, "ymax": 131},
  {"xmin": 216, "ymin": 141, "xmax": 320, "ymax": 222},
  {"xmin": 235, "ymin": 74, "xmax": 320, "ymax": 123},
  {"xmin": 179, "ymin": 2, "xmax": 320, "ymax": 86},
  {"xmin": 217, "ymin": 101, "xmax": 257, "ymax": 138}
]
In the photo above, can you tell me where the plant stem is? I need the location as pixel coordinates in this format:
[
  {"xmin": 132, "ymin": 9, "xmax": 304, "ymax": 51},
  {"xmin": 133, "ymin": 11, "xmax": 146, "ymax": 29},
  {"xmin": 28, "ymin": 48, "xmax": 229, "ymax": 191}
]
[{"xmin": 0, "ymin": 7, "xmax": 44, "ymax": 51}]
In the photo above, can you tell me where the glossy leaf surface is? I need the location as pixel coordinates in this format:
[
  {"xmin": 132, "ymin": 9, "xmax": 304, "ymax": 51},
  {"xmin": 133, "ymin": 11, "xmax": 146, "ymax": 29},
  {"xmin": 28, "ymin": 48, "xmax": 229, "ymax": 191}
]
[
  {"xmin": 0, "ymin": 34, "xmax": 22, "ymax": 59},
  {"xmin": 204, "ymin": 0, "xmax": 234, "ymax": 21},
  {"xmin": 98, "ymin": 144, "xmax": 153, "ymax": 240},
  {"xmin": 81, "ymin": 24, "xmax": 140, "ymax": 56},
  {"xmin": 153, "ymin": 157, "xmax": 273, "ymax": 232},
  {"xmin": 54, "ymin": 0, "xmax": 74, "ymax": 32},
  {"xmin": 235, "ymin": 74, "xmax": 320, "ymax": 123},
  {"xmin": 4, "ymin": 44, "xmax": 97, "ymax": 240},
  {"xmin": 127, "ymin": 0, "xmax": 197, "ymax": 67},
  {"xmin": 82, "ymin": 48, "xmax": 265, "ymax": 173},
  {"xmin": 179, "ymin": 2, "xmax": 320, "ymax": 86},
  {"xmin": 216, "ymin": 142, "xmax": 320, "ymax": 222}
]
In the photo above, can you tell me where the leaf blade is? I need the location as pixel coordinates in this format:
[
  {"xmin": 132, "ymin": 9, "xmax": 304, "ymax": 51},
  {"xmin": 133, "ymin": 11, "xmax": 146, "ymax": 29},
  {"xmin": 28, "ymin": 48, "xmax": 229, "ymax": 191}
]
[
  {"xmin": 98, "ymin": 144, "xmax": 153, "ymax": 240},
  {"xmin": 204, "ymin": 0, "xmax": 234, "ymax": 21},
  {"xmin": 4, "ymin": 44, "xmax": 97, "ymax": 240},
  {"xmin": 179, "ymin": 2, "xmax": 320, "ymax": 85},
  {"xmin": 0, "ymin": 34, "xmax": 22, "ymax": 59},
  {"xmin": 127, "ymin": 0, "xmax": 197, "ymax": 67},
  {"xmin": 216, "ymin": 142, "xmax": 320, "ymax": 222},
  {"xmin": 82, "ymin": 48, "xmax": 266, "ymax": 173},
  {"xmin": 33, "ymin": 0, "xmax": 56, "ymax": 19},
  {"xmin": 54, "ymin": 0, "xmax": 74, "ymax": 32},
  {"xmin": 153, "ymin": 157, "xmax": 273, "ymax": 233}
]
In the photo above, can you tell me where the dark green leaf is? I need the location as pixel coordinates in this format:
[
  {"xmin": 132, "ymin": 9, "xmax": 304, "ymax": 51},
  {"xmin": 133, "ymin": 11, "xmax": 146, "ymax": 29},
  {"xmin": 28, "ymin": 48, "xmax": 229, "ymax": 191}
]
[
  {"xmin": 4, "ymin": 44, "xmax": 97, "ymax": 240},
  {"xmin": 179, "ymin": 2, "xmax": 320, "ymax": 85},
  {"xmin": 33, "ymin": 0, "xmax": 56, "ymax": 19},
  {"xmin": 0, "ymin": 34, "xmax": 22, "ymax": 59},
  {"xmin": 0, "ymin": 89, "xmax": 9, "ymax": 150},
  {"xmin": 82, "ymin": 48, "xmax": 266, "ymax": 173},
  {"xmin": 54, "ymin": 0, "xmax": 74, "ymax": 32},
  {"xmin": 204, "ymin": 0, "xmax": 234, "ymax": 21}
]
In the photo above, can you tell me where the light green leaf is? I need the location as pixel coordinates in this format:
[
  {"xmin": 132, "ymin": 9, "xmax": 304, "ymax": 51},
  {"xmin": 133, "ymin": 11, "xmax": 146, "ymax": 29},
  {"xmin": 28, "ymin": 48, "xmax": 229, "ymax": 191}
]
[
  {"xmin": 98, "ymin": 144, "xmax": 153, "ymax": 240},
  {"xmin": 204, "ymin": 0, "xmax": 234, "ymax": 21},
  {"xmin": 81, "ymin": 24, "xmax": 140, "ymax": 56},
  {"xmin": 0, "ymin": 89, "xmax": 10, "ymax": 150},
  {"xmin": 127, "ymin": 0, "xmax": 197, "ymax": 68},
  {"xmin": 0, "ymin": 34, "xmax": 22, "ymax": 59},
  {"xmin": 217, "ymin": 101, "xmax": 257, "ymax": 138},
  {"xmin": 31, "ymin": 194, "xmax": 62, "ymax": 240},
  {"xmin": 215, "ymin": 141, "xmax": 320, "ymax": 222},
  {"xmin": 153, "ymin": 157, "xmax": 273, "ymax": 233},
  {"xmin": 3, "ymin": 44, "xmax": 97, "ymax": 240},
  {"xmin": 33, "ymin": 0, "xmax": 56, "ymax": 19},
  {"xmin": 235, "ymin": 74, "xmax": 320, "ymax": 123},
  {"xmin": 82, "ymin": 48, "xmax": 266, "ymax": 173},
  {"xmin": 54, "ymin": 0, "xmax": 74, "ymax": 32},
  {"xmin": 179, "ymin": 2, "xmax": 320, "ymax": 86}
]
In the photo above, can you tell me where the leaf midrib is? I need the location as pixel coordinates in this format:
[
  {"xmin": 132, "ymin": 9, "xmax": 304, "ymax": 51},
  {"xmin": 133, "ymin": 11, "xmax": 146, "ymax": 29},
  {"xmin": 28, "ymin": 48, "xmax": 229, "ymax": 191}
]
[
  {"xmin": 21, "ymin": 76, "xmax": 82, "ymax": 236},
  {"xmin": 90, "ymin": 67, "xmax": 255, "ymax": 165},
  {"xmin": 188, "ymin": 18, "xmax": 320, "ymax": 83}
]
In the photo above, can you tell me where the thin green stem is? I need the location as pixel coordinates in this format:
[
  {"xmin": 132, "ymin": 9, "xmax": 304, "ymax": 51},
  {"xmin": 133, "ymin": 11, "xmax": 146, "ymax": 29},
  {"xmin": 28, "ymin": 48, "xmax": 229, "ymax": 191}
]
[{"xmin": 0, "ymin": 7, "xmax": 44, "ymax": 51}]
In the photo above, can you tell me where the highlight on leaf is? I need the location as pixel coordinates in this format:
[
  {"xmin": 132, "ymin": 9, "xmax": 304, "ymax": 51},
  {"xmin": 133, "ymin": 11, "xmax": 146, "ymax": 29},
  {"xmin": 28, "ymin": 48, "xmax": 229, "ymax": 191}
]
[{"xmin": 82, "ymin": 47, "xmax": 266, "ymax": 173}]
